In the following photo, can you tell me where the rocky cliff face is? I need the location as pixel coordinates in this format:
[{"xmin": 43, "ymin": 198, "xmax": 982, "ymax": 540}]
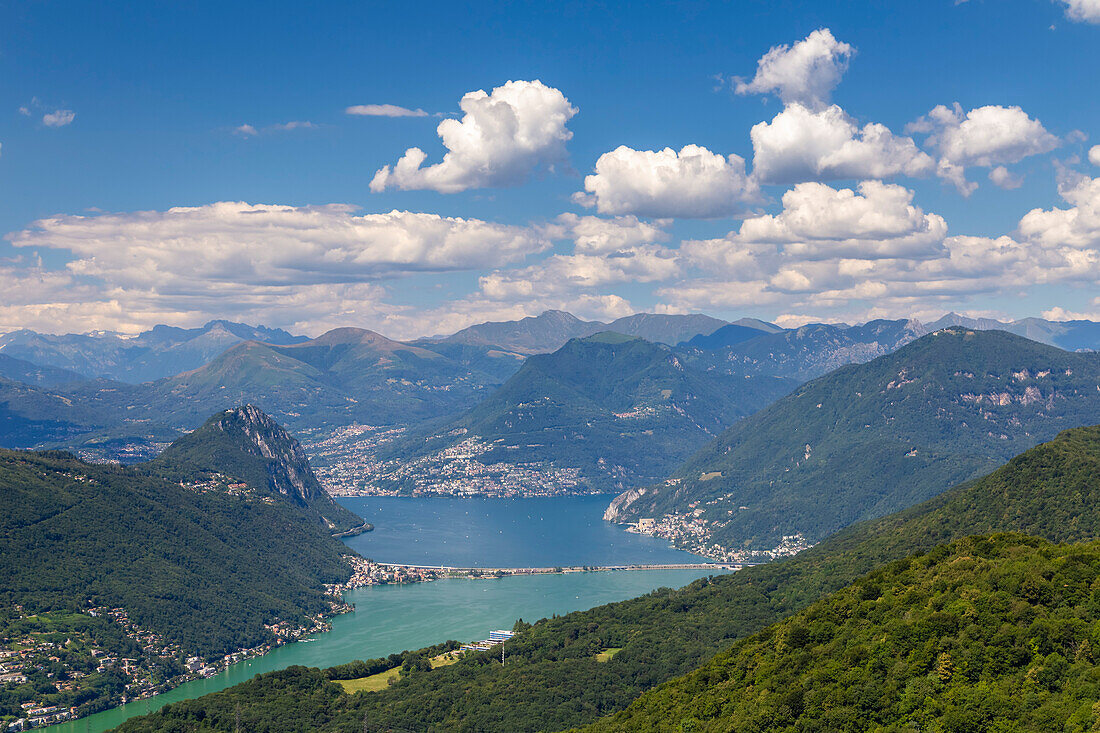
[
  {"xmin": 603, "ymin": 487, "xmax": 648, "ymax": 522},
  {"xmin": 151, "ymin": 405, "xmax": 364, "ymax": 532},
  {"xmin": 210, "ymin": 404, "xmax": 321, "ymax": 504}
]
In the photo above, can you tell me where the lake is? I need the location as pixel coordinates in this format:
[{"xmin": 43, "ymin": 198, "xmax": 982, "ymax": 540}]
[
  {"xmin": 44, "ymin": 495, "xmax": 726, "ymax": 733},
  {"xmin": 337, "ymin": 494, "xmax": 708, "ymax": 567}
]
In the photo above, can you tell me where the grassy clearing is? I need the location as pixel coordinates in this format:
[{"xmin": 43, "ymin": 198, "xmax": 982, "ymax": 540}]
[
  {"xmin": 337, "ymin": 653, "xmax": 461, "ymax": 693},
  {"xmin": 595, "ymin": 648, "xmax": 622, "ymax": 662}
]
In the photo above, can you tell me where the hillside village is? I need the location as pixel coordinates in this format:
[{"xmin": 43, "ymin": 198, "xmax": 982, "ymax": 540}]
[
  {"xmin": 628, "ymin": 506, "xmax": 813, "ymax": 563},
  {"xmin": 0, "ymin": 599, "xmax": 347, "ymax": 731}
]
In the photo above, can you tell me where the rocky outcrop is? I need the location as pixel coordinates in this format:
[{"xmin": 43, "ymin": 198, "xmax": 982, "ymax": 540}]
[
  {"xmin": 211, "ymin": 404, "xmax": 321, "ymax": 504},
  {"xmin": 151, "ymin": 405, "xmax": 364, "ymax": 532},
  {"xmin": 603, "ymin": 486, "xmax": 648, "ymax": 522}
]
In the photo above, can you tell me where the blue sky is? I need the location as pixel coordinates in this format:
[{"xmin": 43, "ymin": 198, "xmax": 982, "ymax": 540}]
[{"xmin": 1, "ymin": 0, "xmax": 1098, "ymax": 337}]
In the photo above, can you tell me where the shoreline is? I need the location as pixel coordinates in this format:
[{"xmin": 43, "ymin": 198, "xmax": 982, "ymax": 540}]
[
  {"xmin": 36, "ymin": 496, "xmax": 730, "ymax": 731},
  {"xmin": 331, "ymin": 521, "xmax": 374, "ymax": 539},
  {"xmin": 37, "ymin": 565, "xmax": 731, "ymax": 733}
]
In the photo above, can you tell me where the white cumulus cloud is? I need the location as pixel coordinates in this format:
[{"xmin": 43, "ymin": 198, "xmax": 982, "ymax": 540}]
[
  {"xmin": 370, "ymin": 80, "xmax": 577, "ymax": 193},
  {"xmin": 9, "ymin": 202, "xmax": 548, "ymax": 289},
  {"xmin": 989, "ymin": 166, "xmax": 1024, "ymax": 189},
  {"xmin": 734, "ymin": 28, "xmax": 853, "ymax": 108},
  {"xmin": 480, "ymin": 246, "xmax": 679, "ymax": 301},
  {"xmin": 737, "ymin": 181, "xmax": 948, "ymax": 260},
  {"xmin": 1061, "ymin": 0, "xmax": 1100, "ymax": 22},
  {"xmin": 1089, "ymin": 145, "xmax": 1100, "ymax": 167},
  {"xmin": 1017, "ymin": 173, "xmax": 1100, "ymax": 251},
  {"xmin": 911, "ymin": 103, "xmax": 1060, "ymax": 195},
  {"xmin": 546, "ymin": 213, "xmax": 668, "ymax": 254},
  {"xmin": 579, "ymin": 144, "xmax": 757, "ymax": 218},
  {"xmin": 0, "ymin": 203, "xmax": 558, "ymax": 336},
  {"xmin": 233, "ymin": 121, "xmax": 315, "ymax": 136},
  {"xmin": 750, "ymin": 103, "xmax": 933, "ymax": 184}
]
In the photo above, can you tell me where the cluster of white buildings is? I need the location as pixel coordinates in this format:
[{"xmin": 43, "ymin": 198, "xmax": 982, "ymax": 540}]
[
  {"xmin": 629, "ymin": 508, "xmax": 812, "ymax": 564},
  {"xmin": 7, "ymin": 703, "xmax": 76, "ymax": 730},
  {"xmin": 459, "ymin": 629, "xmax": 515, "ymax": 653},
  {"xmin": 364, "ymin": 437, "xmax": 589, "ymax": 497}
]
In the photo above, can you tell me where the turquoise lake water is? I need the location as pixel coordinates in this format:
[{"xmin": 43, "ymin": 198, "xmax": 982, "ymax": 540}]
[{"xmin": 44, "ymin": 495, "xmax": 724, "ymax": 732}]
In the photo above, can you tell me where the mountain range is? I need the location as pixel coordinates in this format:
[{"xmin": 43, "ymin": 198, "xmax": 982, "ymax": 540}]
[
  {"xmin": 0, "ymin": 316, "xmax": 759, "ymax": 457},
  {"xmin": 432, "ymin": 310, "xmax": 737, "ymax": 353},
  {"xmin": 609, "ymin": 328, "xmax": 1100, "ymax": 550},
  {"xmin": 682, "ymin": 318, "xmax": 926, "ymax": 382},
  {"xmin": 0, "ymin": 328, "xmax": 527, "ymax": 454},
  {"xmin": 9, "ymin": 311, "xmax": 1100, "ymax": 731},
  {"xmin": 0, "ymin": 320, "xmax": 307, "ymax": 383},
  {"xmin": 1, "ymin": 312, "xmax": 1099, "ymax": 468},
  {"xmin": 377, "ymin": 332, "xmax": 797, "ymax": 492},
  {"xmin": 1, "ymin": 311, "xmax": 1097, "ymax": 392},
  {"xmin": 928, "ymin": 312, "xmax": 1100, "ymax": 351}
]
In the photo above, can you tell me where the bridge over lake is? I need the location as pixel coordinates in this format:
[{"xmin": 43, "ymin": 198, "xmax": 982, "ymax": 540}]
[{"xmin": 377, "ymin": 562, "xmax": 748, "ymax": 573}]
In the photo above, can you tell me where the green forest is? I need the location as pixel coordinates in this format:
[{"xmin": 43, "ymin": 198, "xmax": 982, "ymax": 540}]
[
  {"xmin": 587, "ymin": 535, "xmax": 1100, "ymax": 731},
  {"xmin": 0, "ymin": 448, "xmax": 355, "ymax": 659}
]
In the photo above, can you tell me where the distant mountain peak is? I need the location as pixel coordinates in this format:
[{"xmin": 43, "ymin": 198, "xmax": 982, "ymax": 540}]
[
  {"xmin": 440, "ymin": 311, "xmax": 729, "ymax": 353},
  {"xmin": 306, "ymin": 327, "xmax": 394, "ymax": 346},
  {"xmin": 537, "ymin": 309, "xmax": 585, "ymax": 321}
]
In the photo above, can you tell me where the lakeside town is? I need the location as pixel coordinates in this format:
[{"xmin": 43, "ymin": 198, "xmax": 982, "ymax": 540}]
[
  {"xmin": 625, "ymin": 508, "xmax": 813, "ymax": 564},
  {"xmin": 308, "ymin": 430, "xmax": 595, "ymax": 498},
  {"xmin": 300, "ymin": 424, "xmax": 407, "ymax": 496},
  {"xmin": 0, "ymin": 601, "xmax": 346, "ymax": 731}
]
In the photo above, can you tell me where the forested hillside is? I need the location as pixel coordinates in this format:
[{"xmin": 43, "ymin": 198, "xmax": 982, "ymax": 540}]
[
  {"xmin": 610, "ymin": 328, "xmax": 1100, "ymax": 550},
  {"xmin": 114, "ymin": 425, "xmax": 1100, "ymax": 732},
  {"xmin": 378, "ymin": 333, "xmax": 795, "ymax": 492},
  {"xmin": 586, "ymin": 534, "xmax": 1100, "ymax": 732},
  {"xmin": 0, "ymin": 445, "xmax": 358, "ymax": 659}
]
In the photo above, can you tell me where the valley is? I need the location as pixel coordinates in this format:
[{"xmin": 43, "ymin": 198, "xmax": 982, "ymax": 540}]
[
  {"xmin": 4, "ymin": 312, "xmax": 1100, "ymax": 732},
  {"xmin": 109, "ymin": 424, "xmax": 1100, "ymax": 732}
]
